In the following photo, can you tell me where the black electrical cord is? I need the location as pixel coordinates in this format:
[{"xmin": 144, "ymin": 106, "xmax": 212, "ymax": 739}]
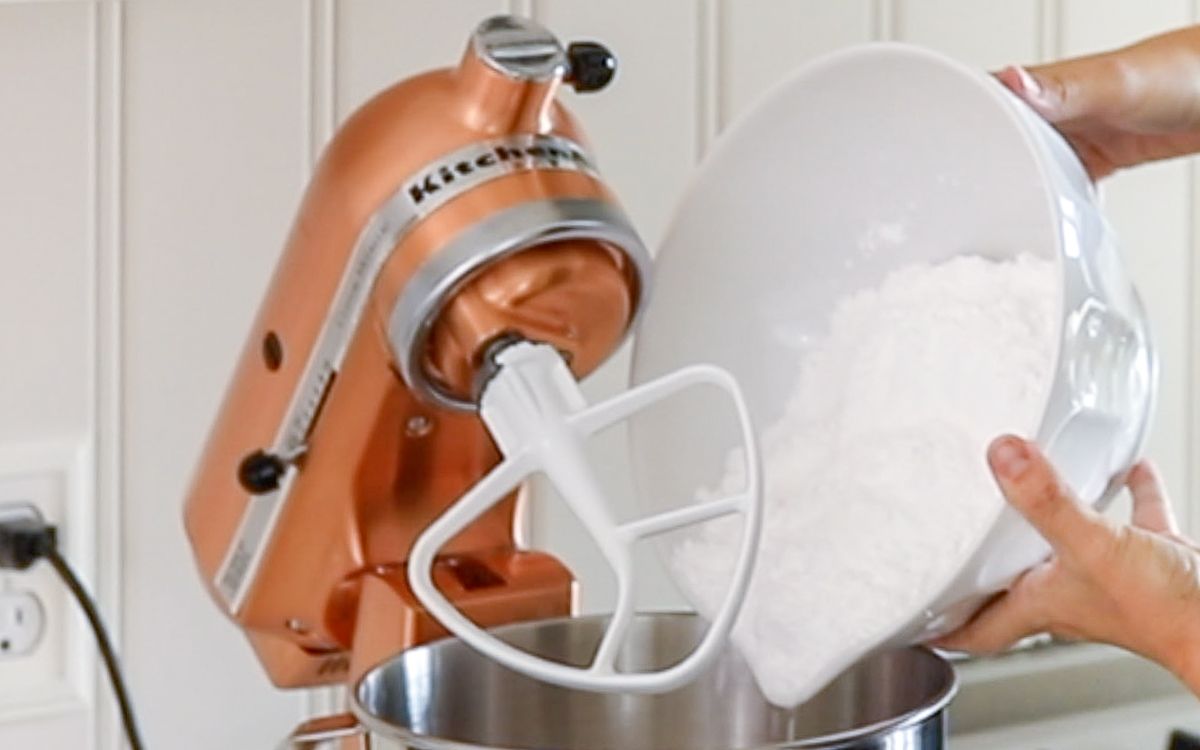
[
  {"xmin": 0, "ymin": 514, "xmax": 145, "ymax": 750},
  {"xmin": 43, "ymin": 547, "xmax": 146, "ymax": 750}
]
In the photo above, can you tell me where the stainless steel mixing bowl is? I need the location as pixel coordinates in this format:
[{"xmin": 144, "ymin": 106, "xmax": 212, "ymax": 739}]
[{"xmin": 351, "ymin": 613, "xmax": 957, "ymax": 750}]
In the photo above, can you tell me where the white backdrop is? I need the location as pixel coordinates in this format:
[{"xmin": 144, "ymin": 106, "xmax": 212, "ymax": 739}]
[{"xmin": 1, "ymin": 1, "xmax": 1199, "ymax": 748}]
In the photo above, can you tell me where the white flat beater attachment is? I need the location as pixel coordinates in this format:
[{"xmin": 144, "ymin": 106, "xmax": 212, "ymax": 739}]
[{"xmin": 408, "ymin": 341, "xmax": 762, "ymax": 693}]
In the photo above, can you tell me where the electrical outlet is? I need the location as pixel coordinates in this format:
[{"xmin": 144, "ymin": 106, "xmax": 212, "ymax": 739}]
[
  {"xmin": 0, "ymin": 590, "xmax": 44, "ymax": 657},
  {"xmin": 0, "ymin": 440, "xmax": 88, "ymax": 720}
]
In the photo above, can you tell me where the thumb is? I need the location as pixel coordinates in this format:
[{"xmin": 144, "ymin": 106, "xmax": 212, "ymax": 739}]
[
  {"xmin": 988, "ymin": 436, "xmax": 1108, "ymax": 557},
  {"xmin": 1127, "ymin": 460, "xmax": 1179, "ymax": 534}
]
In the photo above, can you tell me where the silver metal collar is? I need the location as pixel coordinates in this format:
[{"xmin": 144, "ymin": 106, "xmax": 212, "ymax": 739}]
[{"xmin": 389, "ymin": 198, "xmax": 652, "ymax": 411}]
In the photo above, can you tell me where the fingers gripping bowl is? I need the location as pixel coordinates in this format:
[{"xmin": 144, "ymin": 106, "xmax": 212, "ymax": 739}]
[{"xmin": 629, "ymin": 43, "xmax": 1156, "ymax": 702}]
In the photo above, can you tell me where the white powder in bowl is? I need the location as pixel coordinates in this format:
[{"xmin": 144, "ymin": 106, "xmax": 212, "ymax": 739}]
[{"xmin": 670, "ymin": 253, "xmax": 1057, "ymax": 707}]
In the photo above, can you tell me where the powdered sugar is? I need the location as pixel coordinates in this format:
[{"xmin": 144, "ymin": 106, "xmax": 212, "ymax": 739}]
[{"xmin": 670, "ymin": 253, "xmax": 1057, "ymax": 707}]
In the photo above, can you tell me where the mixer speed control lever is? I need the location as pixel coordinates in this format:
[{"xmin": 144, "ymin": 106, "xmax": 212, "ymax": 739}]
[{"xmin": 238, "ymin": 450, "xmax": 288, "ymax": 495}]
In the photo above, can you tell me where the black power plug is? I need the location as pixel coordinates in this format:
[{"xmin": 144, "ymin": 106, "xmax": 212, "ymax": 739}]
[
  {"xmin": 0, "ymin": 513, "xmax": 56, "ymax": 570},
  {"xmin": 0, "ymin": 502, "xmax": 145, "ymax": 750}
]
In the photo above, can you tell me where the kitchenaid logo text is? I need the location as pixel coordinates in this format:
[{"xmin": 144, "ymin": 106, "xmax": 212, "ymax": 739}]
[{"xmin": 406, "ymin": 139, "xmax": 594, "ymax": 206}]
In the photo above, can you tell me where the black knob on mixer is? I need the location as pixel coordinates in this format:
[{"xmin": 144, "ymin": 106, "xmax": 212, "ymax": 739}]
[
  {"xmin": 566, "ymin": 42, "xmax": 616, "ymax": 92},
  {"xmin": 238, "ymin": 450, "xmax": 287, "ymax": 494}
]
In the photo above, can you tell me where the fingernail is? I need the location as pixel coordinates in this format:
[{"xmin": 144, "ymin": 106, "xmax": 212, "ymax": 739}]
[
  {"xmin": 1012, "ymin": 66, "xmax": 1043, "ymax": 100},
  {"xmin": 1008, "ymin": 66, "xmax": 1064, "ymax": 118},
  {"xmin": 991, "ymin": 437, "xmax": 1032, "ymax": 480}
]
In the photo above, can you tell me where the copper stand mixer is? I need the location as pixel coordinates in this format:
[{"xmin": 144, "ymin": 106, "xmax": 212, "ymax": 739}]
[{"xmin": 184, "ymin": 14, "xmax": 761, "ymax": 742}]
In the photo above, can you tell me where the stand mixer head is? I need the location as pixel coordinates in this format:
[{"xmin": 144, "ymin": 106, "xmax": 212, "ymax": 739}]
[{"xmin": 185, "ymin": 15, "xmax": 761, "ymax": 695}]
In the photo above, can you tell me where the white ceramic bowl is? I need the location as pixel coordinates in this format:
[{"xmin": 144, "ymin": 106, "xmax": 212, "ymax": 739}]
[{"xmin": 629, "ymin": 43, "xmax": 1155, "ymax": 684}]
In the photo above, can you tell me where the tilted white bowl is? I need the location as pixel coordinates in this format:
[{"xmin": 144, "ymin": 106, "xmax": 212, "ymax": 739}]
[{"xmin": 629, "ymin": 43, "xmax": 1156, "ymax": 689}]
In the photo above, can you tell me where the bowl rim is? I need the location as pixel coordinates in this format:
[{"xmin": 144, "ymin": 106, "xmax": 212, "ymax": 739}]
[{"xmin": 350, "ymin": 611, "xmax": 959, "ymax": 750}]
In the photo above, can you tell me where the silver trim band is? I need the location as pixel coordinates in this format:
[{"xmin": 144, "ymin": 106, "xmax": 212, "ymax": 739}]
[
  {"xmin": 214, "ymin": 134, "xmax": 605, "ymax": 612},
  {"xmin": 388, "ymin": 198, "xmax": 652, "ymax": 411}
]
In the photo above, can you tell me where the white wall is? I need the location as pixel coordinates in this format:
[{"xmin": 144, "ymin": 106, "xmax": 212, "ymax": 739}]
[{"xmin": 0, "ymin": 1, "xmax": 1198, "ymax": 748}]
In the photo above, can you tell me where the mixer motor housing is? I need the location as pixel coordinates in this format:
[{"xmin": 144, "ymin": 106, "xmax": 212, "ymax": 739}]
[{"xmin": 183, "ymin": 16, "xmax": 651, "ymax": 688}]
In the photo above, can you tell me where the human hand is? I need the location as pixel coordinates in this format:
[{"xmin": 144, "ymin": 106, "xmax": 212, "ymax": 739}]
[
  {"xmin": 996, "ymin": 26, "xmax": 1200, "ymax": 179},
  {"xmin": 935, "ymin": 436, "xmax": 1200, "ymax": 694}
]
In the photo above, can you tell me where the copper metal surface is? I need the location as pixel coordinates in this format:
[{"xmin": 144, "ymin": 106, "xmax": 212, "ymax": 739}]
[{"xmin": 184, "ymin": 27, "xmax": 637, "ymax": 687}]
